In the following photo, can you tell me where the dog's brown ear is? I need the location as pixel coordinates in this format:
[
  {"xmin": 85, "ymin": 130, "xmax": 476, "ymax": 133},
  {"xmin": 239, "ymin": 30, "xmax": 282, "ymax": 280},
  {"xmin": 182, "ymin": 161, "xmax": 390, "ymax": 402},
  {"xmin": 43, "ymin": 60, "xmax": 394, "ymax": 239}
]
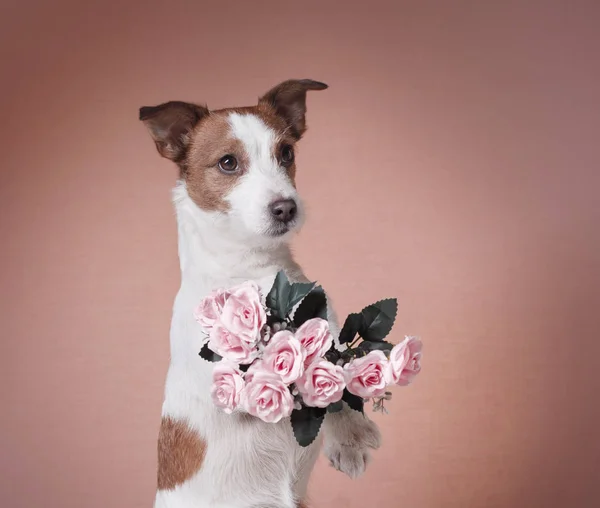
[
  {"xmin": 139, "ymin": 101, "xmax": 209, "ymax": 163},
  {"xmin": 259, "ymin": 79, "xmax": 328, "ymax": 139}
]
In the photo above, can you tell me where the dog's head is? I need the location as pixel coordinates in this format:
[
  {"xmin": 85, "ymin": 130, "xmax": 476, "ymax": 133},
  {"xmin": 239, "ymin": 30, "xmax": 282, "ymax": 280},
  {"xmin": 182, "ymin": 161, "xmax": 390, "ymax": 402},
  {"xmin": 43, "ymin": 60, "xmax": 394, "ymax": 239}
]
[{"xmin": 139, "ymin": 79, "xmax": 327, "ymax": 245}]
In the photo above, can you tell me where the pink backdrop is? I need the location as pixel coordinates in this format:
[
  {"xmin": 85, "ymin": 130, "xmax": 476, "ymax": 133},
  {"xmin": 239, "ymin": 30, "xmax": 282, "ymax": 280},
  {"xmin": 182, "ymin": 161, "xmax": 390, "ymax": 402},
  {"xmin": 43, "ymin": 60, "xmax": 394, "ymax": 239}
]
[{"xmin": 1, "ymin": 1, "xmax": 599, "ymax": 507}]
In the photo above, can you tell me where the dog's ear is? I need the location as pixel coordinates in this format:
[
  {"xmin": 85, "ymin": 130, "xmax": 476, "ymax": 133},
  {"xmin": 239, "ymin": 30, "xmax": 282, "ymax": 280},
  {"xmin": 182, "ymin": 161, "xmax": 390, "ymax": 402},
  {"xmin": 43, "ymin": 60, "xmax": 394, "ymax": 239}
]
[
  {"xmin": 259, "ymin": 79, "xmax": 328, "ymax": 139},
  {"xmin": 139, "ymin": 101, "xmax": 209, "ymax": 163}
]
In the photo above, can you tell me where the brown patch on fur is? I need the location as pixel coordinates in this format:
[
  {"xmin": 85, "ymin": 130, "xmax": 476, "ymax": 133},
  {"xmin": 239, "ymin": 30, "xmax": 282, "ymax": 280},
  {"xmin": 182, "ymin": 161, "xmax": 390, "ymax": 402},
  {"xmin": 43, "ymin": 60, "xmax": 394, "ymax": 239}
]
[
  {"xmin": 254, "ymin": 102, "xmax": 299, "ymax": 187},
  {"xmin": 185, "ymin": 112, "xmax": 248, "ymax": 212},
  {"xmin": 184, "ymin": 104, "xmax": 299, "ymax": 211},
  {"xmin": 298, "ymin": 502, "xmax": 309, "ymax": 508},
  {"xmin": 254, "ymin": 102, "xmax": 299, "ymax": 186},
  {"xmin": 157, "ymin": 416, "xmax": 207, "ymax": 491}
]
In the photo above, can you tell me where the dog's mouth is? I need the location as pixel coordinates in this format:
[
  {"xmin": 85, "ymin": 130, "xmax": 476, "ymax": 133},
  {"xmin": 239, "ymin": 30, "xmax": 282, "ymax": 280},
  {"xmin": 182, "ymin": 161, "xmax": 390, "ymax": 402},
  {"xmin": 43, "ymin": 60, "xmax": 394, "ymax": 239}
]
[
  {"xmin": 267, "ymin": 225, "xmax": 291, "ymax": 237},
  {"xmin": 265, "ymin": 221, "xmax": 296, "ymax": 238}
]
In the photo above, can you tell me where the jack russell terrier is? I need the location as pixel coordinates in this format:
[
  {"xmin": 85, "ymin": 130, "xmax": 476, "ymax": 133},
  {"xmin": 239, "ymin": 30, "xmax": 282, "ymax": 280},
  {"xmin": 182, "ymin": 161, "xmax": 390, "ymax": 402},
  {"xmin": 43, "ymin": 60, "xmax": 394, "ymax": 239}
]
[{"xmin": 140, "ymin": 79, "xmax": 382, "ymax": 508}]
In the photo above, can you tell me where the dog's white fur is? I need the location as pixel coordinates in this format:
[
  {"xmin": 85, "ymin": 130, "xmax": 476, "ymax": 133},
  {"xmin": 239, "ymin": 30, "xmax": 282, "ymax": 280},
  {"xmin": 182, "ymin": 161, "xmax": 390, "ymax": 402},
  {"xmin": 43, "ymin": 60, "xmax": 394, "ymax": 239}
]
[{"xmin": 153, "ymin": 112, "xmax": 381, "ymax": 508}]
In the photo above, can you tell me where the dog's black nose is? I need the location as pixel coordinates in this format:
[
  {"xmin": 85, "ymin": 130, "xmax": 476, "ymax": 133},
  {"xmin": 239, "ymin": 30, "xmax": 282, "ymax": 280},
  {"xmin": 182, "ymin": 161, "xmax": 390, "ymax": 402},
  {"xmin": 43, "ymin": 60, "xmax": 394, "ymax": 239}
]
[{"xmin": 269, "ymin": 199, "xmax": 297, "ymax": 223}]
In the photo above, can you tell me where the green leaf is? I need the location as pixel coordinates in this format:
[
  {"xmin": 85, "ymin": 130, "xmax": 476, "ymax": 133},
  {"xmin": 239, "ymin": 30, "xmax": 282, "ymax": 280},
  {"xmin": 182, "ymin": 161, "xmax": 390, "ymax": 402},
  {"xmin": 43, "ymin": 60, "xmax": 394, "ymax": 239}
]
[
  {"xmin": 326, "ymin": 400, "xmax": 344, "ymax": 413},
  {"xmin": 292, "ymin": 286, "xmax": 328, "ymax": 326},
  {"xmin": 355, "ymin": 340, "xmax": 394, "ymax": 353},
  {"xmin": 199, "ymin": 343, "xmax": 222, "ymax": 362},
  {"xmin": 342, "ymin": 389, "xmax": 364, "ymax": 413},
  {"xmin": 265, "ymin": 270, "xmax": 291, "ymax": 319},
  {"xmin": 338, "ymin": 312, "xmax": 363, "ymax": 344},
  {"xmin": 358, "ymin": 298, "xmax": 398, "ymax": 341},
  {"xmin": 286, "ymin": 281, "xmax": 317, "ymax": 316},
  {"xmin": 291, "ymin": 406, "xmax": 326, "ymax": 447},
  {"xmin": 265, "ymin": 271, "xmax": 319, "ymax": 320}
]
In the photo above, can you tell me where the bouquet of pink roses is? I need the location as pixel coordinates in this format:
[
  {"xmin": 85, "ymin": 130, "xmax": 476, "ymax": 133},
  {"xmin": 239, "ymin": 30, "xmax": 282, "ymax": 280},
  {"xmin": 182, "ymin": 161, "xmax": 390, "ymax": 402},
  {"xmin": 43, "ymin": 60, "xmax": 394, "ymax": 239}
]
[{"xmin": 195, "ymin": 271, "xmax": 422, "ymax": 447}]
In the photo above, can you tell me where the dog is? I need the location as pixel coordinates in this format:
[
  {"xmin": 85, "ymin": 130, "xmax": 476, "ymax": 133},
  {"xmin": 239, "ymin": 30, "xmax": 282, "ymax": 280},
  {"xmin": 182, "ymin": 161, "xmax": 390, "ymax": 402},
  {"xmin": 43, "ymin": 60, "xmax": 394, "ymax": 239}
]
[{"xmin": 140, "ymin": 79, "xmax": 382, "ymax": 508}]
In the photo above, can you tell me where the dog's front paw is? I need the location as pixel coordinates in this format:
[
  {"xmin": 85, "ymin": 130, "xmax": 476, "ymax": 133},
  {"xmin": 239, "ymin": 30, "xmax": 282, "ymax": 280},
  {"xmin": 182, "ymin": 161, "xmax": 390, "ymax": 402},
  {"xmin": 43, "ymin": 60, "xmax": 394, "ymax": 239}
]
[
  {"xmin": 325, "ymin": 441, "xmax": 372, "ymax": 479},
  {"xmin": 322, "ymin": 407, "xmax": 382, "ymax": 479}
]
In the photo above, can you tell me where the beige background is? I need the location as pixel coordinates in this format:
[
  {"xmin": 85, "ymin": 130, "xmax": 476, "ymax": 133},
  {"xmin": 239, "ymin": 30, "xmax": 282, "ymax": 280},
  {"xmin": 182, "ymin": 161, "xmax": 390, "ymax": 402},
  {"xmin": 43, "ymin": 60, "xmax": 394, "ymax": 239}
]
[{"xmin": 2, "ymin": 1, "xmax": 600, "ymax": 507}]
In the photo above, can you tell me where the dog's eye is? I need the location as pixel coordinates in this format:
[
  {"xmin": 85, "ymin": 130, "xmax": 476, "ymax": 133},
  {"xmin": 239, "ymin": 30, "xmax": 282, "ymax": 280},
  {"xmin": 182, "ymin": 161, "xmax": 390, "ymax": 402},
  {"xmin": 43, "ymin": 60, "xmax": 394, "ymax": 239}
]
[
  {"xmin": 280, "ymin": 145, "xmax": 294, "ymax": 166},
  {"xmin": 218, "ymin": 155, "xmax": 238, "ymax": 173}
]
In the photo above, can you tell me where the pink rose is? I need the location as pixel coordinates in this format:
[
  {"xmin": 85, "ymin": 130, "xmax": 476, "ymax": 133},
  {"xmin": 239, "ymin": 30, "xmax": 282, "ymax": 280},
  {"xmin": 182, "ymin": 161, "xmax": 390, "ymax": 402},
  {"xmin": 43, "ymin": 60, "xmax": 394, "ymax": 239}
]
[
  {"xmin": 344, "ymin": 350, "xmax": 388, "ymax": 399},
  {"xmin": 295, "ymin": 318, "xmax": 333, "ymax": 365},
  {"xmin": 296, "ymin": 359, "xmax": 345, "ymax": 408},
  {"xmin": 220, "ymin": 281, "xmax": 266, "ymax": 345},
  {"xmin": 208, "ymin": 323, "xmax": 258, "ymax": 364},
  {"xmin": 211, "ymin": 362, "xmax": 245, "ymax": 414},
  {"xmin": 194, "ymin": 288, "xmax": 229, "ymax": 329},
  {"xmin": 386, "ymin": 336, "xmax": 423, "ymax": 386},
  {"xmin": 242, "ymin": 372, "xmax": 294, "ymax": 423},
  {"xmin": 261, "ymin": 330, "xmax": 305, "ymax": 384},
  {"xmin": 243, "ymin": 359, "xmax": 263, "ymax": 382}
]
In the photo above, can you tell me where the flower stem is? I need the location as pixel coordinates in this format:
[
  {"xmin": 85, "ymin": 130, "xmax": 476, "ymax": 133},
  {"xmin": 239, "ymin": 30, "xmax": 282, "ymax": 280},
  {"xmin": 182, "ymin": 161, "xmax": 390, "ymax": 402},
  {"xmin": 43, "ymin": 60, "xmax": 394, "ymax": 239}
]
[{"xmin": 347, "ymin": 335, "xmax": 362, "ymax": 350}]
